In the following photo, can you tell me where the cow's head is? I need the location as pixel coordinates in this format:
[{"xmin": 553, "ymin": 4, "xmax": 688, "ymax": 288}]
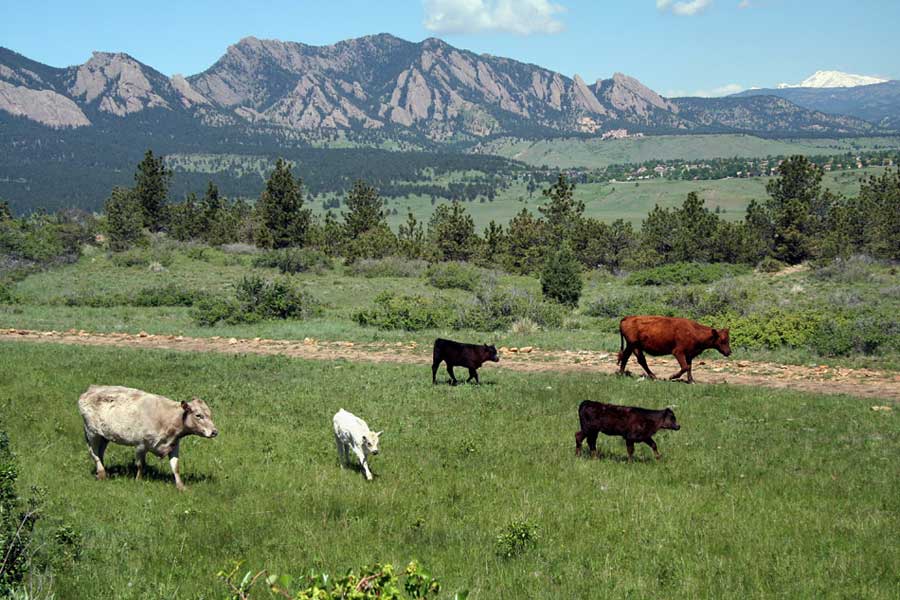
[
  {"xmin": 661, "ymin": 408, "xmax": 680, "ymax": 431},
  {"xmin": 181, "ymin": 397, "xmax": 219, "ymax": 439},
  {"xmin": 712, "ymin": 328, "xmax": 731, "ymax": 357},
  {"xmin": 363, "ymin": 430, "xmax": 383, "ymax": 456},
  {"xmin": 483, "ymin": 344, "xmax": 500, "ymax": 362}
]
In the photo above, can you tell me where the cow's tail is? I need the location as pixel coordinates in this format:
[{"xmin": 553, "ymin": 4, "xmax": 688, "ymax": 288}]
[{"xmin": 577, "ymin": 400, "xmax": 590, "ymax": 426}]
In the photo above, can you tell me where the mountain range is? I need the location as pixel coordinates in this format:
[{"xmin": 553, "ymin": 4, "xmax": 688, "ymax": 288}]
[
  {"xmin": 776, "ymin": 70, "xmax": 888, "ymax": 89},
  {"xmin": 1, "ymin": 34, "xmax": 893, "ymax": 140}
]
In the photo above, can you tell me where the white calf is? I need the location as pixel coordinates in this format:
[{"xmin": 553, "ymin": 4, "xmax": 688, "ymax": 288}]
[{"xmin": 333, "ymin": 408, "xmax": 382, "ymax": 481}]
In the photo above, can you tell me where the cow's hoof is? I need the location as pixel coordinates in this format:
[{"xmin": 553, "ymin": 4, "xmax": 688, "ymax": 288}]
[
  {"xmin": 96, "ymin": 471, "xmax": 107, "ymax": 481},
  {"xmin": 176, "ymin": 483, "xmax": 186, "ymax": 492}
]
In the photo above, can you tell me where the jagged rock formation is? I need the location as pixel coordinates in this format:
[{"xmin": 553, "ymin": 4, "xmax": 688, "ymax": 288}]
[{"xmin": 0, "ymin": 36, "xmax": 891, "ymax": 137}]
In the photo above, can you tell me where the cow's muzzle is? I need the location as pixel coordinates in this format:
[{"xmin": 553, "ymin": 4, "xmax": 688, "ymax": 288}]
[
  {"xmin": 671, "ymin": 424, "xmax": 681, "ymax": 431},
  {"xmin": 208, "ymin": 429, "xmax": 219, "ymax": 438}
]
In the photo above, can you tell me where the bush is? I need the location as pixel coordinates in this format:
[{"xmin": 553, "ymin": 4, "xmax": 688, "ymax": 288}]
[
  {"xmin": 353, "ymin": 292, "xmax": 453, "ymax": 331},
  {"xmin": 812, "ymin": 255, "xmax": 876, "ymax": 284},
  {"xmin": 810, "ymin": 309, "xmax": 900, "ymax": 357},
  {"xmin": 541, "ymin": 244, "xmax": 582, "ymax": 307},
  {"xmin": 425, "ymin": 261, "xmax": 483, "ymax": 291},
  {"xmin": 724, "ymin": 309, "xmax": 826, "ymax": 350},
  {"xmin": 0, "ymin": 281, "xmax": 14, "ymax": 305},
  {"xmin": 756, "ymin": 256, "xmax": 787, "ymax": 273},
  {"xmin": 253, "ymin": 248, "xmax": 332, "ymax": 275},
  {"xmin": 60, "ymin": 284, "xmax": 206, "ymax": 308},
  {"xmin": 1, "ymin": 432, "xmax": 39, "ymax": 594},
  {"xmin": 220, "ymin": 243, "xmax": 261, "ymax": 255},
  {"xmin": 109, "ymin": 246, "xmax": 174, "ymax": 268},
  {"xmin": 192, "ymin": 276, "xmax": 321, "ymax": 326},
  {"xmin": 218, "ymin": 560, "xmax": 446, "ymax": 600},
  {"xmin": 626, "ymin": 262, "xmax": 750, "ymax": 286},
  {"xmin": 583, "ymin": 289, "xmax": 669, "ymax": 320},
  {"xmin": 349, "ymin": 257, "xmax": 427, "ymax": 278},
  {"xmin": 456, "ymin": 284, "xmax": 565, "ymax": 331},
  {"xmin": 495, "ymin": 519, "xmax": 539, "ymax": 559}
]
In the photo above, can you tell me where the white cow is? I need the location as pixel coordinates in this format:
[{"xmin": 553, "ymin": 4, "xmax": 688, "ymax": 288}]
[
  {"xmin": 78, "ymin": 385, "xmax": 218, "ymax": 491},
  {"xmin": 333, "ymin": 408, "xmax": 382, "ymax": 481}
]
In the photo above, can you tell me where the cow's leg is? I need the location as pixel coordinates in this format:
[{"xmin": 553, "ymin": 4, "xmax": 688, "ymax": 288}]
[
  {"xmin": 169, "ymin": 443, "xmax": 185, "ymax": 491},
  {"xmin": 617, "ymin": 344, "xmax": 634, "ymax": 375},
  {"xmin": 646, "ymin": 437, "xmax": 661, "ymax": 460},
  {"xmin": 354, "ymin": 448, "xmax": 373, "ymax": 481},
  {"xmin": 467, "ymin": 368, "xmax": 479, "ymax": 384},
  {"xmin": 626, "ymin": 440, "xmax": 635, "ymax": 463},
  {"xmin": 447, "ymin": 365, "xmax": 459, "ymax": 386},
  {"xmin": 575, "ymin": 430, "xmax": 585, "ymax": 456},
  {"xmin": 334, "ymin": 434, "xmax": 345, "ymax": 468},
  {"xmin": 669, "ymin": 351, "xmax": 690, "ymax": 381},
  {"xmin": 134, "ymin": 444, "xmax": 148, "ymax": 480},
  {"xmin": 635, "ymin": 349, "xmax": 656, "ymax": 379},
  {"xmin": 432, "ymin": 360, "xmax": 441, "ymax": 384},
  {"xmin": 85, "ymin": 431, "xmax": 109, "ymax": 480},
  {"xmin": 586, "ymin": 431, "xmax": 600, "ymax": 459}
]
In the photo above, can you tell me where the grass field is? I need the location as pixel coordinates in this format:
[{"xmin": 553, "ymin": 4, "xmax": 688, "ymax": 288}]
[
  {"xmin": 309, "ymin": 166, "xmax": 888, "ymax": 230},
  {"xmin": 479, "ymin": 135, "xmax": 900, "ymax": 169},
  {"xmin": 3, "ymin": 244, "xmax": 900, "ymax": 372},
  {"xmin": 1, "ymin": 343, "xmax": 897, "ymax": 598}
]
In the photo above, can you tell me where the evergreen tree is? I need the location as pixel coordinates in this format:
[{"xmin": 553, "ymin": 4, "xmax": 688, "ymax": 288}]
[
  {"xmin": 0, "ymin": 199, "xmax": 11, "ymax": 221},
  {"xmin": 503, "ymin": 208, "xmax": 545, "ymax": 274},
  {"xmin": 256, "ymin": 159, "xmax": 310, "ymax": 249},
  {"xmin": 199, "ymin": 181, "xmax": 224, "ymax": 237},
  {"xmin": 341, "ymin": 180, "xmax": 395, "ymax": 262},
  {"xmin": 133, "ymin": 149, "xmax": 172, "ymax": 232},
  {"xmin": 539, "ymin": 173, "xmax": 583, "ymax": 244},
  {"xmin": 398, "ymin": 210, "xmax": 425, "ymax": 259},
  {"xmin": 671, "ymin": 192, "xmax": 720, "ymax": 262},
  {"xmin": 480, "ymin": 220, "xmax": 506, "ymax": 265},
  {"xmin": 428, "ymin": 201, "xmax": 478, "ymax": 262},
  {"xmin": 641, "ymin": 204, "xmax": 677, "ymax": 264},
  {"xmin": 104, "ymin": 187, "xmax": 143, "ymax": 251},
  {"xmin": 169, "ymin": 192, "xmax": 201, "ymax": 241},
  {"xmin": 764, "ymin": 155, "xmax": 832, "ymax": 264},
  {"xmin": 541, "ymin": 242, "xmax": 583, "ymax": 307},
  {"xmin": 321, "ymin": 211, "xmax": 345, "ymax": 257}
]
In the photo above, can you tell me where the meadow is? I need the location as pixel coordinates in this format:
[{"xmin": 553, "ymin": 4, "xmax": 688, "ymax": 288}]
[
  {"xmin": 2, "ymin": 243, "xmax": 899, "ymax": 371},
  {"xmin": 311, "ymin": 166, "xmax": 888, "ymax": 230},
  {"xmin": 1, "ymin": 342, "xmax": 897, "ymax": 599},
  {"xmin": 478, "ymin": 134, "xmax": 900, "ymax": 169}
]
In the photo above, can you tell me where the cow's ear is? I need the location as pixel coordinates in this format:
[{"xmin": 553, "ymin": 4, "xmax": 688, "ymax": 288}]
[
  {"xmin": 180, "ymin": 400, "xmax": 191, "ymax": 413},
  {"xmin": 375, "ymin": 430, "xmax": 384, "ymax": 437},
  {"xmin": 711, "ymin": 328, "xmax": 719, "ymax": 340}
]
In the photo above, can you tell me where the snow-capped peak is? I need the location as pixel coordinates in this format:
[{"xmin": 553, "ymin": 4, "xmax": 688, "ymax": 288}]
[{"xmin": 776, "ymin": 70, "xmax": 887, "ymax": 89}]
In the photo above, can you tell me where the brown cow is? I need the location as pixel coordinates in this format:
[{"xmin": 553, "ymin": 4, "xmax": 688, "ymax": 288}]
[
  {"xmin": 575, "ymin": 400, "xmax": 680, "ymax": 461},
  {"xmin": 617, "ymin": 316, "xmax": 730, "ymax": 383}
]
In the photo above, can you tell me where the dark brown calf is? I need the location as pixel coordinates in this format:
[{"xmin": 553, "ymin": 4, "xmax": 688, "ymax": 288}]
[
  {"xmin": 617, "ymin": 315, "xmax": 731, "ymax": 383},
  {"xmin": 432, "ymin": 338, "xmax": 499, "ymax": 385},
  {"xmin": 575, "ymin": 400, "xmax": 680, "ymax": 462}
]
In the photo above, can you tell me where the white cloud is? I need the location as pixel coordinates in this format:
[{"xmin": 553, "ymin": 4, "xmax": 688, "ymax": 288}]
[
  {"xmin": 423, "ymin": 0, "xmax": 567, "ymax": 35},
  {"xmin": 657, "ymin": 0, "xmax": 713, "ymax": 16},
  {"xmin": 738, "ymin": 0, "xmax": 752, "ymax": 8},
  {"xmin": 666, "ymin": 83, "xmax": 745, "ymax": 97}
]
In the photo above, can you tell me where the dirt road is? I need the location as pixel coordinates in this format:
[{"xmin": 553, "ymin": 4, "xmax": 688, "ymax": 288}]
[{"xmin": 3, "ymin": 328, "xmax": 899, "ymax": 401}]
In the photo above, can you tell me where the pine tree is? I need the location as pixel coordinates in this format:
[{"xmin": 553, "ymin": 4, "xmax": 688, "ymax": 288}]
[
  {"xmin": 133, "ymin": 149, "xmax": 172, "ymax": 232},
  {"xmin": 256, "ymin": 159, "xmax": 310, "ymax": 249},
  {"xmin": 539, "ymin": 173, "xmax": 583, "ymax": 244},
  {"xmin": 105, "ymin": 187, "xmax": 143, "ymax": 251},
  {"xmin": 342, "ymin": 180, "xmax": 387, "ymax": 239},
  {"xmin": 503, "ymin": 208, "xmax": 545, "ymax": 274},
  {"xmin": 541, "ymin": 242, "xmax": 583, "ymax": 307},
  {"xmin": 0, "ymin": 199, "xmax": 11, "ymax": 221},
  {"xmin": 481, "ymin": 220, "xmax": 506, "ymax": 265},
  {"xmin": 765, "ymin": 155, "xmax": 832, "ymax": 264},
  {"xmin": 672, "ymin": 192, "xmax": 720, "ymax": 262},
  {"xmin": 428, "ymin": 201, "xmax": 478, "ymax": 262},
  {"xmin": 398, "ymin": 210, "xmax": 425, "ymax": 259}
]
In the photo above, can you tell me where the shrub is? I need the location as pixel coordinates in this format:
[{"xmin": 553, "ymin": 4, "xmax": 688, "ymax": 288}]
[
  {"xmin": 541, "ymin": 243, "xmax": 583, "ymax": 307},
  {"xmin": 218, "ymin": 560, "xmax": 446, "ymax": 600},
  {"xmin": 1, "ymin": 432, "xmax": 39, "ymax": 595},
  {"xmin": 810, "ymin": 309, "xmax": 900, "ymax": 357},
  {"xmin": 60, "ymin": 284, "xmax": 206, "ymax": 308},
  {"xmin": 426, "ymin": 261, "xmax": 484, "ymax": 291},
  {"xmin": 349, "ymin": 257, "xmax": 427, "ymax": 278},
  {"xmin": 495, "ymin": 519, "xmax": 539, "ymax": 559},
  {"xmin": 756, "ymin": 256, "xmax": 787, "ymax": 273},
  {"xmin": 0, "ymin": 281, "xmax": 14, "ymax": 304},
  {"xmin": 583, "ymin": 289, "xmax": 669, "ymax": 320},
  {"xmin": 353, "ymin": 292, "xmax": 452, "ymax": 331},
  {"xmin": 724, "ymin": 309, "xmax": 826, "ymax": 350},
  {"xmin": 109, "ymin": 246, "xmax": 174, "ymax": 268},
  {"xmin": 456, "ymin": 285, "xmax": 565, "ymax": 331},
  {"xmin": 220, "ymin": 243, "xmax": 261, "ymax": 255},
  {"xmin": 812, "ymin": 255, "xmax": 876, "ymax": 284},
  {"xmin": 253, "ymin": 248, "xmax": 332, "ymax": 275},
  {"xmin": 626, "ymin": 262, "xmax": 750, "ymax": 286},
  {"xmin": 192, "ymin": 276, "xmax": 321, "ymax": 326},
  {"xmin": 510, "ymin": 317, "xmax": 539, "ymax": 334}
]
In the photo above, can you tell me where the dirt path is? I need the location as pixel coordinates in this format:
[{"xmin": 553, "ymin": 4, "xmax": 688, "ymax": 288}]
[{"xmin": 3, "ymin": 328, "xmax": 899, "ymax": 402}]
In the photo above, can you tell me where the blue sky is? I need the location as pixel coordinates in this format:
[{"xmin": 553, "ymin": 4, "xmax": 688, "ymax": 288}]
[{"xmin": 2, "ymin": 0, "xmax": 897, "ymax": 96}]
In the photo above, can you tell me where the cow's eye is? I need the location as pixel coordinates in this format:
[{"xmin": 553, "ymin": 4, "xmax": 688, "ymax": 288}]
[{"xmin": 196, "ymin": 414, "xmax": 204, "ymax": 420}]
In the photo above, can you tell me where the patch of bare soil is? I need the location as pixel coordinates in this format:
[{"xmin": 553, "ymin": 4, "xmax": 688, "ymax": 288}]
[{"xmin": 3, "ymin": 328, "xmax": 899, "ymax": 402}]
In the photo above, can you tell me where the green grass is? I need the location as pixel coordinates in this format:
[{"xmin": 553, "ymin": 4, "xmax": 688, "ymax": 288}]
[
  {"xmin": 313, "ymin": 166, "xmax": 887, "ymax": 230},
  {"xmin": 1, "ymin": 343, "xmax": 897, "ymax": 598},
  {"xmin": 3, "ymin": 247, "xmax": 900, "ymax": 371},
  {"xmin": 480, "ymin": 135, "xmax": 900, "ymax": 169}
]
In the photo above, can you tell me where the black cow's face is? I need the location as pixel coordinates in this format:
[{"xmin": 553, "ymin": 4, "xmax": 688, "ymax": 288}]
[
  {"xmin": 485, "ymin": 344, "xmax": 500, "ymax": 362},
  {"xmin": 714, "ymin": 328, "xmax": 732, "ymax": 357},
  {"xmin": 662, "ymin": 408, "xmax": 680, "ymax": 431}
]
